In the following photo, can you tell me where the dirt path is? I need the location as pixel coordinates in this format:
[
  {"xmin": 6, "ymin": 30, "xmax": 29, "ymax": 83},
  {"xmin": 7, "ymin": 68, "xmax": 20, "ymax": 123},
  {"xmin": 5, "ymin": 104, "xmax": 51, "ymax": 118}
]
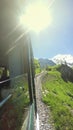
[{"xmin": 35, "ymin": 72, "xmax": 55, "ymax": 130}]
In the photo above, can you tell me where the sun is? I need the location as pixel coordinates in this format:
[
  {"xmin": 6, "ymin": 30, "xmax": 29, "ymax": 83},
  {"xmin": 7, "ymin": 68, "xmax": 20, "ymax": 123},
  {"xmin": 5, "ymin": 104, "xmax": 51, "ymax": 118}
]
[{"xmin": 20, "ymin": 1, "xmax": 52, "ymax": 33}]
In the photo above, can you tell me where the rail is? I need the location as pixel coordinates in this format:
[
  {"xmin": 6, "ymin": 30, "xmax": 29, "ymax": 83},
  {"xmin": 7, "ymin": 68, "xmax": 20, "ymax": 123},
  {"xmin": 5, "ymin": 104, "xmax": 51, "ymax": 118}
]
[{"xmin": 0, "ymin": 94, "xmax": 12, "ymax": 108}]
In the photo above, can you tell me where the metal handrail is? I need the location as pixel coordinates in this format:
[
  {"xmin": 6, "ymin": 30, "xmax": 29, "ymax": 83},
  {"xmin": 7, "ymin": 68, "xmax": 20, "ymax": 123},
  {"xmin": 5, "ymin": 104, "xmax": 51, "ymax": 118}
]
[
  {"xmin": 0, "ymin": 73, "xmax": 27, "ymax": 85},
  {"xmin": 0, "ymin": 94, "xmax": 12, "ymax": 108}
]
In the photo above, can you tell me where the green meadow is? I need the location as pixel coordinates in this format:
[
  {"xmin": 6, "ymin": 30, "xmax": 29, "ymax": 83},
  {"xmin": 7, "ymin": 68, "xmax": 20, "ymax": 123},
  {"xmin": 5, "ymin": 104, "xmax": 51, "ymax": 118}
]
[{"xmin": 42, "ymin": 66, "xmax": 73, "ymax": 130}]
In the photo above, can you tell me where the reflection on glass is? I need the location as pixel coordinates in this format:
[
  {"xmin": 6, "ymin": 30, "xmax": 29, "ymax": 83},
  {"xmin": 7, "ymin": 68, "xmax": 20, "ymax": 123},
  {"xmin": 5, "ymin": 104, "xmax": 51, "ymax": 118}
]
[{"xmin": 0, "ymin": 73, "xmax": 30, "ymax": 130}]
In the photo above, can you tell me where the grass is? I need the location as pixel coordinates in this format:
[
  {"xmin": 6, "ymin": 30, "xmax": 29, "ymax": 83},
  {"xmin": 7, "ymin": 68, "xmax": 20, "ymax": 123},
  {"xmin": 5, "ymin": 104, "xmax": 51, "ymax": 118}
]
[
  {"xmin": 42, "ymin": 67, "xmax": 73, "ymax": 130},
  {"xmin": 34, "ymin": 59, "xmax": 41, "ymax": 74},
  {"xmin": 35, "ymin": 68, "xmax": 41, "ymax": 74}
]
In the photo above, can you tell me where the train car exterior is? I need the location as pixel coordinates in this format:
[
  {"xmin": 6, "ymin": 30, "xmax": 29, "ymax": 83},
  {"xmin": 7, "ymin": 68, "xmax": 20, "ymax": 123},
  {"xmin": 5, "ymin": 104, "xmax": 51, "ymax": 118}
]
[{"xmin": 0, "ymin": 0, "xmax": 36, "ymax": 130}]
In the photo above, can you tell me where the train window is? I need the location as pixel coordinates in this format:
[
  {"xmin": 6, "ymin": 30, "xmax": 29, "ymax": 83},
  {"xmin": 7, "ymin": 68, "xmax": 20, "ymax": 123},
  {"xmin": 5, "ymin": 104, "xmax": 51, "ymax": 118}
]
[
  {"xmin": 0, "ymin": 24, "xmax": 33, "ymax": 130},
  {"xmin": 0, "ymin": 43, "xmax": 31, "ymax": 130},
  {"xmin": 0, "ymin": 75, "xmax": 30, "ymax": 130},
  {"xmin": 0, "ymin": 1, "xmax": 36, "ymax": 130}
]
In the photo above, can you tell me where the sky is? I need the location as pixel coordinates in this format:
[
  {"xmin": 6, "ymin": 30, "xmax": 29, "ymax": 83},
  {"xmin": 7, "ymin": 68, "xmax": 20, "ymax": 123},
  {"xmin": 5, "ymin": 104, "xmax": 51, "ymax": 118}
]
[{"xmin": 29, "ymin": 0, "xmax": 73, "ymax": 59}]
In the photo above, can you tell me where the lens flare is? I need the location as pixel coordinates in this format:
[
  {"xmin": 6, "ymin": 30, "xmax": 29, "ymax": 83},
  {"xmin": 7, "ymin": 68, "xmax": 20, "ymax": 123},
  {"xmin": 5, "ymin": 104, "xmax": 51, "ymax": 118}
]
[{"xmin": 20, "ymin": 1, "xmax": 52, "ymax": 33}]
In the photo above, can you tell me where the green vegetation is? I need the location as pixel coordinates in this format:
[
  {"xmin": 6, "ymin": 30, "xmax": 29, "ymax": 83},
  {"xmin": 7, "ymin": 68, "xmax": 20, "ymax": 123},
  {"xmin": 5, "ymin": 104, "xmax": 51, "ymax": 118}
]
[
  {"xmin": 0, "ymin": 75, "xmax": 30, "ymax": 130},
  {"xmin": 34, "ymin": 59, "xmax": 41, "ymax": 74},
  {"xmin": 0, "ymin": 67, "xmax": 9, "ymax": 78},
  {"xmin": 9, "ymin": 76, "xmax": 30, "ymax": 130},
  {"xmin": 42, "ymin": 65, "xmax": 73, "ymax": 130}
]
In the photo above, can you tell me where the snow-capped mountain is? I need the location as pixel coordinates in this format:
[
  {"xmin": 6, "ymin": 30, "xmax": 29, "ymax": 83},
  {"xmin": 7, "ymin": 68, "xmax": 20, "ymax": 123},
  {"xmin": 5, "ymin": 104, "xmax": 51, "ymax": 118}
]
[{"xmin": 52, "ymin": 54, "xmax": 73, "ymax": 67}]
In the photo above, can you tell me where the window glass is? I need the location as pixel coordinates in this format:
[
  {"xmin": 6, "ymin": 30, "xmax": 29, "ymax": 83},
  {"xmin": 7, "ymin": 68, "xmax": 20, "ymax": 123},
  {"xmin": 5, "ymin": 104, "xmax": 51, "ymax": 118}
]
[{"xmin": 0, "ymin": 69, "xmax": 30, "ymax": 130}]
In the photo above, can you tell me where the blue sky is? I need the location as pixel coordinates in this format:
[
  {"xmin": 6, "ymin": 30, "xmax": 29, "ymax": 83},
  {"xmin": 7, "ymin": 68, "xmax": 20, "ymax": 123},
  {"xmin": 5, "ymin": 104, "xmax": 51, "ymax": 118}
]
[{"xmin": 30, "ymin": 0, "xmax": 73, "ymax": 58}]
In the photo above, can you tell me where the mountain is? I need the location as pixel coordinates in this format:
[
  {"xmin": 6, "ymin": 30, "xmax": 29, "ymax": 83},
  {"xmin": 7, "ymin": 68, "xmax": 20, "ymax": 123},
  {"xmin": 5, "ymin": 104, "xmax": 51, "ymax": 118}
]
[
  {"xmin": 52, "ymin": 54, "xmax": 73, "ymax": 67},
  {"xmin": 57, "ymin": 64, "xmax": 73, "ymax": 82},
  {"xmin": 39, "ymin": 58, "xmax": 55, "ymax": 68}
]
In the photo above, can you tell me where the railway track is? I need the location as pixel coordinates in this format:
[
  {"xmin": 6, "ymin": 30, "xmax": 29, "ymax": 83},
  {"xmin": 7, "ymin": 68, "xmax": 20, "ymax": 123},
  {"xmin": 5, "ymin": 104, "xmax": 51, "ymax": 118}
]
[{"xmin": 35, "ymin": 72, "xmax": 55, "ymax": 130}]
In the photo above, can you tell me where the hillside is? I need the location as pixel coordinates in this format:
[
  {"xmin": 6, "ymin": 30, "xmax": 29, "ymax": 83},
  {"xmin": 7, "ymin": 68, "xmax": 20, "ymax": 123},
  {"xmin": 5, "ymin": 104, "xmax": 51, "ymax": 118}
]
[
  {"xmin": 42, "ymin": 65, "xmax": 73, "ymax": 130},
  {"xmin": 57, "ymin": 64, "xmax": 73, "ymax": 82},
  {"xmin": 39, "ymin": 58, "xmax": 55, "ymax": 68}
]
